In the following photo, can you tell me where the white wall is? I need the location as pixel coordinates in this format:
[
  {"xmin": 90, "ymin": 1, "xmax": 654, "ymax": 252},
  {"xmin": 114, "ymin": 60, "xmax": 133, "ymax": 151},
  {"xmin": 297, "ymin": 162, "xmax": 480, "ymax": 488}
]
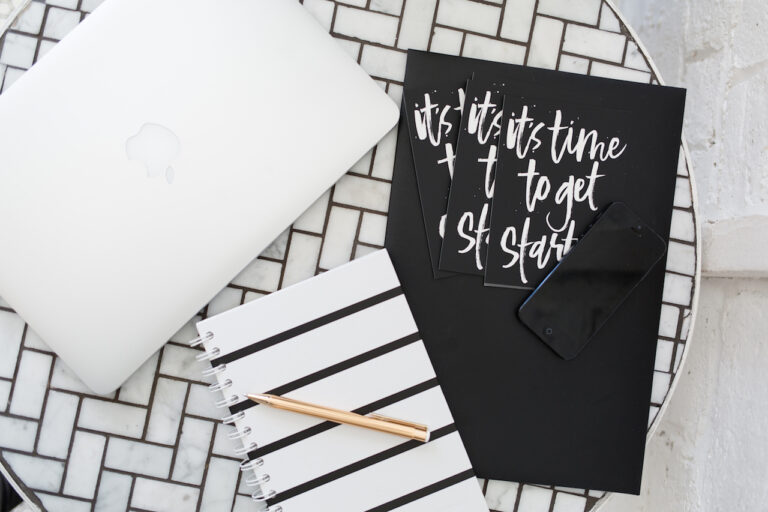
[{"xmin": 605, "ymin": 1, "xmax": 768, "ymax": 510}]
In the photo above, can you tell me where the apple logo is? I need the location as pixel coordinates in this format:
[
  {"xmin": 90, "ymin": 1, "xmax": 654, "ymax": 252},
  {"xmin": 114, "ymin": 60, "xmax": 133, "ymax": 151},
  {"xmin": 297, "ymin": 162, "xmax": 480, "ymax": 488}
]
[{"xmin": 125, "ymin": 123, "xmax": 181, "ymax": 184}]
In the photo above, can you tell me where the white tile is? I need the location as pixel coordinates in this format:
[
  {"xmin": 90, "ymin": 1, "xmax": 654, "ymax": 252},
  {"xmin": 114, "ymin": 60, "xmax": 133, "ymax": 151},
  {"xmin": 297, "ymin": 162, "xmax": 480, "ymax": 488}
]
[
  {"xmin": 294, "ymin": 190, "xmax": 331, "ymax": 234},
  {"xmin": 528, "ymin": 16, "xmax": 564, "ymax": 70},
  {"xmin": 558, "ymin": 54, "xmax": 589, "ymax": 75},
  {"xmin": 666, "ymin": 241, "xmax": 696, "ymax": 276},
  {"xmin": 599, "ymin": 3, "xmax": 621, "ymax": 33},
  {"xmin": 37, "ymin": 390, "xmax": 79, "ymax": 458},
  {"xmin": 23, "ymin": 327, "xmax": 50, "ymax": 351},
  {"xmin": 655, "ymin": 339, "xmax": 675, "ymax": 372},
  {"xmin": 663, "ymin": 273, "xmax": 693, "ymax": 306},
  {"xmin": 260, "ymin": 230, "xmax": 290, "ymax": 262},
  {"xmin": 554, "ymin": 486, "xmax": 584, "ymax": 495},
  {"xmin": 485, "ymin": 480, "xmax": 519, "ymax": 511},
  {"xmin": 169, "ymin": 317, "xmax": 201, "ymax": 344},
  {"xmin": 207, "ymin": 286, "xmax": 243, "ymax": 317},
  {"xmin": 463, "ymin": 34, "xmax": 527, "ymax": 65},
  {"xmin": 12, "ymin": 1, "xmax": 45, "ymax": 34},
  {"xmin": 588, "ymin": 489, "xmax": 606, "ymax": 498},
  {"xmin": 185, "ymin": 383, "xmax": 221, "ymax": 420},
  {"xmin": 648, "ymin": 405, "xmax": 660, "ymax": 428},
  {"xmin": 302, "ymin": 0, "xmax": 334, "ymax": 31},
  {"xmin": 42, "ymin": 6, "xmax": 80, "ymax": 40},
  {"xmin": 674, "ymin": 177, "xmax": 693, "ymax": 208},
  {"xmin": 36, "ymin": 39, "xmax": 56, "ymax": 60},
  {"xmin": 0, "ymin": 32, "xmax": 37, "ymax": 68},
  {"xmin": 95, "ymin": 471, "xmax": 133, "ymax": 512},
  {"xmin": 552, "ymin": 491, "xmax": 587, "ymax": 512},
  {"xmin": 159, "ymin": 344, "xmax": 205, "ymax": 382},
  {"xmin": 624, "ymin": 41, "xmax": 650, "ymax": 71},
  {"xmin": 670, "ymin": 209, "xmax": 695, "ymax": 242},
  {"xmin": 430, "ymin": 27, "xmax": 463, "ymax": 54},
  {"xmin": 119, "ymin": 352, "xmax": 159, "ymax": 405},
  {"xmin": 38, "ymin": 493, "xmax": 91, "ymax": 512},
  {"xmin": 282, "ymin": 232, "xmax": 322, "ymax": 288},
  {"xmin": 350, "ymin": 149, "xmax": 373, "ymax": 175},
  {"xmin": 436, "ymin": 0, "xmax": 501, "ymax": 36},
  {"xmin": 360, "ymin": 45, "xmax": 407, "ymax": 82},
  {"xmin": 10, "ymin": 349, "xmax": 52, "ymax": 418},
  {"xmin": 105, "ymin": 438, "xmax": 173, "ymax": 479},
  {"xmin": 590, "ymin": 61, "xmax": 651, "ymax": 83},
  {"xmin": 0, "ymin": 379, "xmax": 11, "ymax": 412},
  {"xmin": 47, "ymin": 0, "xmax": 79, "ymax": 9},
  {"xmin": 3, "ymin": 452, "xmax": 64, "ymax": 492},
  {"xmin": 371, "ymin": 0, "xmax": 402, "ymax": 16},
  {"xmin": 680, "ymin": 309, "xmax": 692, "ymax": 341},
  {"xmin": 0, "ymin": 415, "xmax": 37, "ymax": 450},
  {"xmin": 387, "ymin": 82, "xmax": 403, "ymax": 106},
  {"xmin": 243, "ymin": 291, "xmax": 266, "ymax": 303},
  {"xmin": 359, "ymin": 212, "xmax": 388, "ymax": 246},
  {"xmin": 651, "ymin": 371, "xmax": 671, "ymax": 403},
  {"xmin": 173, "ymin": 416, "xmax": 215, "ymax": 485},
  {"xmin": 231, "ymin": 257, "xmax": 282, "ymax": 292},
  {"xmin": 563, "ymin": 24, "xmax": 626, "ymax": 63},
  {"xmin": 334, "ymin": 6, "xmax": 399, "ymax": 46},
  {"xmin": 200, "ymin": 457, "xmax": 240, "ymax": 512},
  {"xmin": 677, "ymin": 147, "xmax": 687, "ymax": 176},
  {"xmin": 354, "ymin": 244, "xmax": 379, "ymax": 259},
  {"xmin": 538, "ymin": 0, "xmax": 601, "ymax": 25},
  {"xmin": 397, "ymin": 0, "xmax": 437, "ymax": 51},
  {"xmin": 658, "ymin": 304, "xmax": 680, "ymax": 338},
  {"xmin": 518, "ymin": 484, "xmax": 553, "ymax": 511},
  {"xmin": 337, "ymin": 0, "xmax": 366, "ymax": 6},
  {"xmin": 371, "ymin": 125, "xmax": 399, "ymax": 180},
  {"xmin": 131, "ymin": 478, "xmax": 199, "ymax": 512},
  {"xmin": 500, "ymin": 0, "xmax": 536, "ymax": 42},
  {"xmin": 319, "ymin": 206, "xmax": 360, "ymax": 269},
  {"xmin": 232, "ymin": 494, "xmax": 255, "ymax": 512},
  {"xmin": 334, "ymin": 174, "xmax": 391, "ymax": 212},
  {"xmin": 0, "ymin": 310, "xmax": 25, "ymax": 378},
  {"xmin": 2, "ymin": 66, "xmax": 25, "ymax": 92},
  {"xmin": 63, "ymin": 431, "xmax": 106, "ymax": 498},
  {"xmin": 674, "ymin": 342, "xmax": 685, "ymax": 371},
  {"xmin": 78, "ymin": 398, "xmax": 146, "ymax": 438},
  {"xmin": 50, "ymin": 357, "xmax": 104, "ymax": 396},
  {"xmin": 336, "ymin": 38, "xmax": 361, "ymax": 60},
  {"xmin": 146, "ymin": 378, "xmax": 188, "ymax": 445},
  {"xmin": 212, "ymin": 421, "xmax": 239, "ymax": 457},
  {"xmin": 80, "ymin": 0, "xmax": 106, "ymax": 12}
]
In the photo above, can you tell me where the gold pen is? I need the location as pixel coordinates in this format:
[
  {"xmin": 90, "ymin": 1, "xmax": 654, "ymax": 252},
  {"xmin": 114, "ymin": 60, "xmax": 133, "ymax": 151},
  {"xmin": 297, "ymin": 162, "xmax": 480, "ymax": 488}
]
[{"xmin": 247, "ymin": 393, "xmax": 430, "ymax": 442}]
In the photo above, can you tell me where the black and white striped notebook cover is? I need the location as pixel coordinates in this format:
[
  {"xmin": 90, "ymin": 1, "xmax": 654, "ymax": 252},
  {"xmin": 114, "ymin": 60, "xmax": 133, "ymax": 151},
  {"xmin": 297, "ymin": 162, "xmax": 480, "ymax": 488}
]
[{"xmin": 194, "ymin": 249, "xmax": 488, "ymax": 512}]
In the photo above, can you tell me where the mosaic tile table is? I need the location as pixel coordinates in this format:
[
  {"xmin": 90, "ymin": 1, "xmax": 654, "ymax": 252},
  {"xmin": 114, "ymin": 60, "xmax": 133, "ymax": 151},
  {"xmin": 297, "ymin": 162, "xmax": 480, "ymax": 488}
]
[{"xmin": 0, "ymin": 0, "xmax": 700, "ymax": 511}]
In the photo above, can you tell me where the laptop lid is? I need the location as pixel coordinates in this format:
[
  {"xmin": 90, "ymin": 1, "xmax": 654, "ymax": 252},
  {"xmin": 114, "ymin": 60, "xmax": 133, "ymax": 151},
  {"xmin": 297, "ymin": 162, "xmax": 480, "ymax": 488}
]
[{"xmin": 0, "ymin": 0, "xmax": 398, "ymax": 393}]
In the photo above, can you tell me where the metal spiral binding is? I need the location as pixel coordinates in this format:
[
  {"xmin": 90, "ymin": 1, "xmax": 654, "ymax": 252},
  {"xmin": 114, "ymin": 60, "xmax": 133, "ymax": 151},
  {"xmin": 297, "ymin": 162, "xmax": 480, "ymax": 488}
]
[{"xmin": 194, "ymin": 331, "xmax": 278, "ymax": 509}]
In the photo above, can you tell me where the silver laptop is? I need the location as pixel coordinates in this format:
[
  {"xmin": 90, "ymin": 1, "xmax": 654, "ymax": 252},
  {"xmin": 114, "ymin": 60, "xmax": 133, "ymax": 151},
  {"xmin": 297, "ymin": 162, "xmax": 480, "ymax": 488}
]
[{"xmin": 0, "ymin": 0, "xmax": 399, "ymax": 394}]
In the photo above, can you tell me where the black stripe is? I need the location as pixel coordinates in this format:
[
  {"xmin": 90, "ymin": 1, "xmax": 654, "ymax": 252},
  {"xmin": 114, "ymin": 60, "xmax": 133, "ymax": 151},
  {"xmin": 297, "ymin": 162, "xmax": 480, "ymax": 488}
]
[
  {"xmin": 212, "ymin": 286, "xmax": 403, "ymax": 366},
  {"xmin": 267, "ymin": 425, "xmax": 457, "ymax": 507},
  {"xmin": 228, "ymin": 332, "xmax": 421, "ymax": 415},
  {"xmin": 364, "ymin": 469, "xmax": 477, "ymax": 512},
  {"xmin": 248, "ymin": 378, "xmax": 439, "ymax": 459}
]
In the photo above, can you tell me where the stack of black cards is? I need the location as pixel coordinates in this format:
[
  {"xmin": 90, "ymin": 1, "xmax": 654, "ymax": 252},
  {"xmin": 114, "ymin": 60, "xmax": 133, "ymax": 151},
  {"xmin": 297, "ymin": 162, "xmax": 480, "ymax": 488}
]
[{"xmin": 386, "ymin": 51, "xmax": 686, "ymax": 494}]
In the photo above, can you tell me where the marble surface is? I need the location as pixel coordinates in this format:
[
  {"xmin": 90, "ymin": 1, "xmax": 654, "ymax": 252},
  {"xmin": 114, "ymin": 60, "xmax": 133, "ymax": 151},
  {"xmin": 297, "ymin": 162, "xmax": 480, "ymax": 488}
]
[{"xmin": 0, "ymin": 0, "xmax": 699, "ymax": 511}]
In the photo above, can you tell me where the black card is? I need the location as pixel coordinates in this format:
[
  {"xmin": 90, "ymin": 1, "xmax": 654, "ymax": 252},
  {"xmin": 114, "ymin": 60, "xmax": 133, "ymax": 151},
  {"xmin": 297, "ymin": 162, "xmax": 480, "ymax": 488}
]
[
  {"xmin": 386, "ymin": 50, "xmax": 686, "ymax": 494},
  {"xmin": 486, "ymin": 97, "xmax": 632, "ymax": 288},
  {"xmin": 403, "ymin": 83, "xmax": 467, "ymax": 278},
  {"xmin": 438, "ymin": 81, "xmax": 504, "ymax": 276}
]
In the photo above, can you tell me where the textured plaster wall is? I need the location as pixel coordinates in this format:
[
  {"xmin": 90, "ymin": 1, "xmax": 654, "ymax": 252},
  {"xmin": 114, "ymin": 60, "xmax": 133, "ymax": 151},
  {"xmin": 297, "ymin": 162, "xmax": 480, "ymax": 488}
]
[{"xmin": 605, "ymin": 1, "xmax": 768, "ymax": 511}]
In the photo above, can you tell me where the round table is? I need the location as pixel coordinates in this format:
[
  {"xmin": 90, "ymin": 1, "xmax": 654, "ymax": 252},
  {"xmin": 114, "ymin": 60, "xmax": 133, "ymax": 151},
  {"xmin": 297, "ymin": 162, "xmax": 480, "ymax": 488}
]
[{"xmin": 0, "ymin": 1, "xmax": 700, "ymax": 511}]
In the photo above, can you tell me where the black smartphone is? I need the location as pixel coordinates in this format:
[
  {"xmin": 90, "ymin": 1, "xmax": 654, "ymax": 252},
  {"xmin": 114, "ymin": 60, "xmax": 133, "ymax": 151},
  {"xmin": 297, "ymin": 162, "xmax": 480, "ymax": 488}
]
[{"xmin": 518, "ymin": 202, "xmax": 667, "ymax": 360}]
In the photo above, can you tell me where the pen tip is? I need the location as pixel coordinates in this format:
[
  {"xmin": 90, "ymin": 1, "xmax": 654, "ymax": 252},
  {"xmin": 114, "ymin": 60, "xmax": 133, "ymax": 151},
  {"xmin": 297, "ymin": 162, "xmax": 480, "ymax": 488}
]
[{"xmin": 247, "ymin": 393, "xmax": 269, "ymax": 404}]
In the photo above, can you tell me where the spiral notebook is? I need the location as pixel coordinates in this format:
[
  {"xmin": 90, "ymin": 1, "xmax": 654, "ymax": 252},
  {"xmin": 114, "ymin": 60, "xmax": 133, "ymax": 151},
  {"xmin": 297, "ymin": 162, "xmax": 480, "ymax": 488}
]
[{"xmin": 194, "ymin": 249, "xmax": 488, "ymax": 512}]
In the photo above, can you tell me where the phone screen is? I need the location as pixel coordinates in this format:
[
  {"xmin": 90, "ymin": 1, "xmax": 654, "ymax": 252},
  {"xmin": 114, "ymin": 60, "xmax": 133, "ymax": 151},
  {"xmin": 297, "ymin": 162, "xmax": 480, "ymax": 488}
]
[{"xmin": 518, "ymin": 202, "xmax": 667, "ymax": 360}]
